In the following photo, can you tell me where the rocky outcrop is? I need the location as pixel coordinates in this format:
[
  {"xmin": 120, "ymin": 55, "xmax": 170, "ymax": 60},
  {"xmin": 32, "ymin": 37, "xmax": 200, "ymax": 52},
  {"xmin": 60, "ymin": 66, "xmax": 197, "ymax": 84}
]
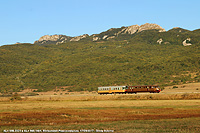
[
  {"xmin": 34, "ymin": 23, "xmax": 166, "ymax": 44},
  {"xmin": 91, "ymin": 23, "xmax": 165, "ymax": 42},
  {"xmin": 157, "ymin": 38, "xmax": 163, "ymax": 44},
  {"xmin": 119, "ymin": 23, "xmax": 165, "ymax": 35},
  {"xmin": 138, "ymin": 23, "xmax": 165, "ymax": 32},
  {"xmin": 107, "ymin": 36, "xmax": 115, "ymax": 40},
  {"xmin": 70, "ymin": 34, "xmax": 89, "ymax": 41},
  {"xmin": 93, "ymin": 37, "xmax": 99, "ymax": 41},
  {"xmin": 183, "ymin": 38, "xmax": 192, "ymax": 46},
  {"xmin": 34, "ymin": 35, "xmax": 72, "ymax": 45},
  {"xmin": 34, "ymin": 34, "xmax": 89, "ymax": 45},
  {"xmin": 102, "ymin": 35, "xmax": 108, "ymax": 39},
  {"xmin": 123, "ymin": 25, "xmax": 140, "ymax": 34}
]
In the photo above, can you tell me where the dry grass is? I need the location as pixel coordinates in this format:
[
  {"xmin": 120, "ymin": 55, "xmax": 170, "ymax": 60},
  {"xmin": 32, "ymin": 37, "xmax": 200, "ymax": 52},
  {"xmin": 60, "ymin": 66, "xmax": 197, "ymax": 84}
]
[
  {"xmin": 1, "ymin": 102, "xmax": 200, "ymax": 126},
  {"xmin": 0, "ymin": 100, "xmax": 199, "ymax": 112},
  {"xmin": 163, "ymin": 82, "xmax": 200, "ymax": 93},
  {"xmin": 0, "ymin": 93, "xmax": 200, "ymax": 102},
  {"xmin": 0, "ymin": 99, "xmax": 200, "ymax": 132}
]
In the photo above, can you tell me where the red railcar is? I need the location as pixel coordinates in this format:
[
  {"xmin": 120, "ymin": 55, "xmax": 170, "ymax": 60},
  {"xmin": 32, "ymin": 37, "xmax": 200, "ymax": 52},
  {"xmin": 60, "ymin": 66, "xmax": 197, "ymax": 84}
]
[{"xmin": 126, "ymin": 85, "xmax": 161, "ymax": 94}]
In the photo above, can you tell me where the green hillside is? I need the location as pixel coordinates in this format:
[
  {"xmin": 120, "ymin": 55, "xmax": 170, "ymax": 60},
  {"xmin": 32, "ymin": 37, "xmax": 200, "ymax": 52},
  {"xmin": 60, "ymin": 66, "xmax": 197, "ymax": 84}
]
[{"xmin": 0, "ymin": 29, "xmax": 200, "ymax": 94}]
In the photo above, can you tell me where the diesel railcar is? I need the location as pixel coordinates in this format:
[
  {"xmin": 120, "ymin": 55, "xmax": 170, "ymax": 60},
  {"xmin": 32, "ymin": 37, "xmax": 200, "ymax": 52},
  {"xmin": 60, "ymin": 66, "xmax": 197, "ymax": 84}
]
[
  {"xmin": 126, "ymin": 85, "xmax": 161, "ymax": 94},
  {"xmin": 98, "ymin": 86, "xmax": 128, "ymax": 94},
  {"xmin": 98, "ymin": 85, "xmax": 160, "ymax": 94}
]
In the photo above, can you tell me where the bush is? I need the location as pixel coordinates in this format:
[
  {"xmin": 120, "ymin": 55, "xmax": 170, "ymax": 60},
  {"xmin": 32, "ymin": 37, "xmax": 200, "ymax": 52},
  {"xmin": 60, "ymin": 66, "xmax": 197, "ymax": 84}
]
[
  {"xmin": 173, "ymin": 86, "xmax": 178, "ymax": 89},
  {"xmin": 10, "ymin": 93, "xmax": 22, "ymax": 101}
]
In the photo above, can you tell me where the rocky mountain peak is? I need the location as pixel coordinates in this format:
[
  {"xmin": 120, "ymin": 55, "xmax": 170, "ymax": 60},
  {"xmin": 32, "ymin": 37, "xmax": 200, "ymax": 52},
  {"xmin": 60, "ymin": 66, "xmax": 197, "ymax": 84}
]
[
  {"xmin": 138, "ymin": 23, "xmax": 165, "ymax": 32},
  {"xmin": 34, "ymin": 35, "xmax": 72, "ymax": 45},
  {"xmin": 123, "ymin": 24, "xmax": 140, "ymax": 34},
  {"xmin": 123, "ymin": 23, "xmax": 165, "ymax": 34},
  {"xmin": 34, "ymin": 34, "xmax": 89, "ymax": 45},
  {"xmin": 34, "ymin": 23, "xmax": 166, "ymax": 45},
  {"xmin": 38, "ymin": 35, "xmax": 62, "ymax": 42}
]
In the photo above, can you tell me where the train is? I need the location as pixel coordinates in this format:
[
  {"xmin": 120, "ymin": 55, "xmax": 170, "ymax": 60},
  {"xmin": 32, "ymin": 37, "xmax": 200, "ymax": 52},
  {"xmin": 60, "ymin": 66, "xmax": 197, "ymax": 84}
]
[{"xmin": 98, "ymin": 85, "xmax": 161, "ymax": 94}]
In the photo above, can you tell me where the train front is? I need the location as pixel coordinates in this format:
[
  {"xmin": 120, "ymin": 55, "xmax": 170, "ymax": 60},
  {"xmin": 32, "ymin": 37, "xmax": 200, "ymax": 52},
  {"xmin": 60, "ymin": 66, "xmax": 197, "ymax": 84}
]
[{"xmin": 155, "ymin": 86, "xmax": 161, "ymax": 93}]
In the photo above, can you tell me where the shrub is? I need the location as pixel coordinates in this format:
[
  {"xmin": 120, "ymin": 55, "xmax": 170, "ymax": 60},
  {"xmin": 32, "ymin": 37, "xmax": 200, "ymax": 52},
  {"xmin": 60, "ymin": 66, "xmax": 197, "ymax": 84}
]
[
  {"xmin": 172, "ymin": 86, "xmax": 178, "ymax": 89},
  {"xmin": 10, "ymin": 93, "xmax": 22, "ymax": 101}
]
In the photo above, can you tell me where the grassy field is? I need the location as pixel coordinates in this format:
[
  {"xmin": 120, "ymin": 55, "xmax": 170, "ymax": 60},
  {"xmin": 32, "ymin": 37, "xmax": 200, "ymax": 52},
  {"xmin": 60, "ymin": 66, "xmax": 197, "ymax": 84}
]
[{"xmin": 0, "ymin": 99, "xmax": 200, "ymax": 132}]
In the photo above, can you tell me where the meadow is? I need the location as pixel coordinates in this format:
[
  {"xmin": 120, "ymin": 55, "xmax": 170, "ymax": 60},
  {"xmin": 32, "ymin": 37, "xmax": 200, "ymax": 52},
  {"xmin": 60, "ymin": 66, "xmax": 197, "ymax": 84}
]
[{"xmin": 0, "ymin": 94, "xmax": 200, "ymax": 132}]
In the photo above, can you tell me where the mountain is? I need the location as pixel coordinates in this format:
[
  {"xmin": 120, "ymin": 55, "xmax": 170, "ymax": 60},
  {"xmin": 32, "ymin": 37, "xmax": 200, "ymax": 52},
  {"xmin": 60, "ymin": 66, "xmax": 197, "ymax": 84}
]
[
  {"xmin": 34, "ymin": 23, "xmax": 165, "ymax": 45},
  {"xmin": 0, "ymin": 23, "xmax": 200, "ymax": 94}
]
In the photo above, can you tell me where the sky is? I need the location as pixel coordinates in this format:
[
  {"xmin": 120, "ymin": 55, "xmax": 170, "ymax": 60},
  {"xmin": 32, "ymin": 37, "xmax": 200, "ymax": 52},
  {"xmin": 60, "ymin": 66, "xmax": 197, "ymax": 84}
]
[{"xmin": 0, "ymin": 0, "xmax": 200, "ymax": 46}]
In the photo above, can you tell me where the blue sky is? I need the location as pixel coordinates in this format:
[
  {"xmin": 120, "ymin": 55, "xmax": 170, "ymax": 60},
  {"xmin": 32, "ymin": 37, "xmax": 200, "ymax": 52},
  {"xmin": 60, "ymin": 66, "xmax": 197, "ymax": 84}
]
[{"xmin": 0, "ymin": 0, "xmax": 200, "ymax": 45}]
